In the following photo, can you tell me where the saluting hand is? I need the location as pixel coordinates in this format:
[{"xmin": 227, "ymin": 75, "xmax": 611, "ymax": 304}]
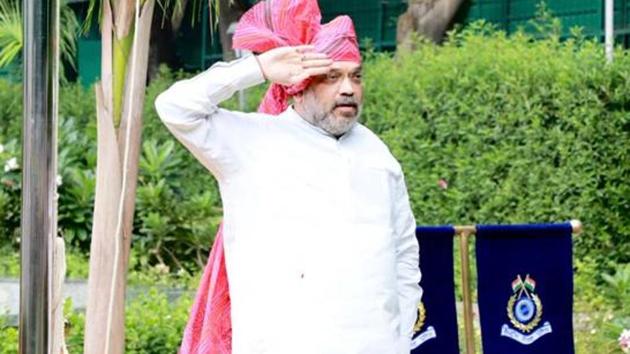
[{"xmin": 256, "ymin": 45, "xmax": 333, "ymax": 86}]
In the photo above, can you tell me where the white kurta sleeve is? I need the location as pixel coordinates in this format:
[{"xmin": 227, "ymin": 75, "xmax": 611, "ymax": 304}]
[
  {"xmin": 154, "ymin": 55, "xmax": 266, "ymax": 180},
  {"xmin": 393, "ymin": 172, "xmax": 423, "ymax": 350}
]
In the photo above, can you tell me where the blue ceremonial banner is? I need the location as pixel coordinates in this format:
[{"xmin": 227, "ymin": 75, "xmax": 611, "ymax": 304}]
[
  {"xmin": 475, "ymin": 223, "xmax": 574, "ymax": 354},
  {"xmin": 411, "ymin": 226, "xmax": 459, "ymax": 354}
]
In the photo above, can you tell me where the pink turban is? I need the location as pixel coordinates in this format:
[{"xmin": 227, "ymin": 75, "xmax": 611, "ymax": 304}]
[{"xmin": 233, "ymin": 0, "xmax": 361, "ymax": 115}]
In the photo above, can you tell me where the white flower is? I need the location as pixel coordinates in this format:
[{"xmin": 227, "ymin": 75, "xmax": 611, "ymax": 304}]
[
  {"xmin": 0, "ymin": 144, "xmax": 4, "ymax": 154},
  {"xmin": 4, "ymin": 157, "xmax": 18, "ymax": 172},
  {"xmin": 56, "ymin": 174, "xmax": 62, "ymax": 187},
  {"xmin": 619, "ymin": 329, "xmax": 630, "ymax": 353},
  {"xmin": 154, "ymin": 263, "xmax": 169, "ymax": 275}
]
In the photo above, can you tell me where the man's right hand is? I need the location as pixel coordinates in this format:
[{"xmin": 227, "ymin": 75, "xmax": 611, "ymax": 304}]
[{"xmin": 256, "ymin": 45, "xmax": 333, "ymax": 86}]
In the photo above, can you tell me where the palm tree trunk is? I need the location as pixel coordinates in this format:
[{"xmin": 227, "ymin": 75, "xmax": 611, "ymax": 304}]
[
  {"xmin": 84, "ymin": 1, "xmax": 155, "ymax": 353},
  {"xmin": 397, "ymin": 0, "xmax": 465, "ymax": 48}
]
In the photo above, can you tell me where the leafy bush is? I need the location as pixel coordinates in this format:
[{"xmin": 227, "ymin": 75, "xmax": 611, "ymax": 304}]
[
  {"xmin": 0, "ymin": 289, "xmax": 193, "ymax": 353},
  {"xmin": 65, "ymin": 289, "xmax": 192, "ymax": 353},
  {"xmin": 361, "ymin": 24, "xmax": 629, "ymax": 269},
  {"xmin": 601, "ymin": 263, "xmax": 630, "ymax": 314},
  {"xmin": 0, "ymin": 139, "xmax": 20, "ymax": 245},
  {"xmin": 124, "ymin": 288, "xmax": 192, "ymax": 353},
  {"xmin": 574, "ymin": 261, "xmax": 630, "ymax": 353},
  {"xmin": 0, "ymin": 314, "xmax": 18, "ymax": 353},
  {"xmin": 0, "ymin": 66, "xmax": 225, "ymax": 272}
]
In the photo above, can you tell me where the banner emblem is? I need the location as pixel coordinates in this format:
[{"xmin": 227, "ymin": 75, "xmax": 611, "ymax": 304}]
[
  {"xmin": 411, "ymin": 301, "xmax": 437, "ymax": 349},
  {"xmin": 501, "ymin": 274, "xmax": 553, "ymax": 345}
]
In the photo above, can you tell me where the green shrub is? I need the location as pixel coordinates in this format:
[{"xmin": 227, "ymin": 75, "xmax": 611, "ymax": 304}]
[
  {"xmin": 124, "ymin": 288, "xmax": 192, "ymax": 353},
  {"xmin": 0, "ymin": 139, "xmax": 20, "ymax": 246},
  {"xmin": 0, "ymin": 290, "xmax": 193, "ymax": 353},
  {"xmin": 64, "ymin": 299, "xmax": 86, "ymax": 353},
  {"xmin": 0, "ymin": 66, "xmax": 226, "ymax": 272},
  {"xmin": 67, "ymin": 289, "xmax": 191, "ymax": 353},
  {"xmin": 361, "ymin": 24, "xmax": 629, "ymax": 269},
  {"xmin": 0, "ymin": 314, "xmax": 18, "ymax": 354},
  {"xmin": 601, "ymin": 263, "xmax": 630, "ymax": 314}
]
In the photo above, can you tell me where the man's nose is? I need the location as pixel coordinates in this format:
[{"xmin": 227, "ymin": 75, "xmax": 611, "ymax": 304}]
[{"xmin": 339, "ymin": 76, "xmax": 354, "ymax": 96}]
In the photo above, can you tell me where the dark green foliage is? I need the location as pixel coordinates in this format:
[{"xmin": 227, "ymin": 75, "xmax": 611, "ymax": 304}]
[
  {"xmin": 361, "ymin": 25, "xmax": 629, "ymax": 268},
  {"xmin": 58, "ymin": 291, "xmax": 191, "ymax": 353},
  {"xmin": 0, "ymin": 314, "xmax": 18, "ymax": 353},
  {"xmin": 0, "ymin": 66, "xmax": 223, "ymax": 272}
]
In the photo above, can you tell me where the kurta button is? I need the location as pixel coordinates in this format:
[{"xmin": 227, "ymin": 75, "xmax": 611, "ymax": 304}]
[{"xmin": 300, "ymin": 273, "xmax": 304, "ymax": 279}]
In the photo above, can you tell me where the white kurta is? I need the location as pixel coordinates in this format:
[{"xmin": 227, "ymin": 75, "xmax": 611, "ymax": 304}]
[{"xmin": 155, "ymin": 55, "xmax": 422, "ymax": 354}]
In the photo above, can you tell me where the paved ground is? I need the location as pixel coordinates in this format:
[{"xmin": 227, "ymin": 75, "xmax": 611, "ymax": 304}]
[{"xmin": 0, "ymin": 278, "xmax": 191, "ymax": 325}]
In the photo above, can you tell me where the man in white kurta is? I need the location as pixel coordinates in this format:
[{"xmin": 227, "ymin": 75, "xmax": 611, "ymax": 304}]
[{"xmin": 155, "ymin": 44, "xmax": 421, "ymax": 353}]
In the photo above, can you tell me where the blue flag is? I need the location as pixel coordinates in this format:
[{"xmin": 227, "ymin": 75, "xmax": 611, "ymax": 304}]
[
  {"xmin": 475, "ymin": 223, "xmax": 575, "ymax": 354},
  {"xmin": 411, "ymin": 226, "xmax": 460, "ymax": 354}
]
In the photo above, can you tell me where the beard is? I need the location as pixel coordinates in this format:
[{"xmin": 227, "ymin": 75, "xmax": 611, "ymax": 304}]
[{"xmin": 300, "ymin": 90, "xmax": 362, "ymax": 137}]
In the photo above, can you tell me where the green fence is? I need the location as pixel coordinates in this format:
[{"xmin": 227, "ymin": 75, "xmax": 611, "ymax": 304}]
[
  {"xmin": 49, "ymin": 0, "xmax": 630, "ymax": 86},
  {"xmin": 456, "ymin": 0, "xmax": 630, "ymax": 43},
  {"xmin": 173, "ymin": 4, "xmax": 226, "ymax": 71},
  {"xmin": 614, "ymin": 0, "xmax": 630, "ymax": 46},
  {"xmin": 319, "ymin": 0, "xmax": 407, "ymax": 50},
  {"xmin": 175, "ymin": 0, "xmax": 407, "ymax": 71},
  {"xmin": 161, "ymin": 0, "xmax": 630, "ymax": 72},
  {"xmin": 71, "ymin": 1, "xmax": 101, "ymax": 87}
]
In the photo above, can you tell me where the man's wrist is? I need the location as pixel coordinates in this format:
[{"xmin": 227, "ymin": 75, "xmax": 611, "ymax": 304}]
[
  {"xmin": 254, "ymin": 54, "xmax": 268, "ymax": 81},
  {"xmin": 232, "ymin": 55, "xmax": 266, "ymax": 90}
]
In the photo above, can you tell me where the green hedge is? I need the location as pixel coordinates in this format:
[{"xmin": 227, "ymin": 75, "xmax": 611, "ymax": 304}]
[
  {"xmin": 0, "ymin": 289, "xmax": 192, "ymax": 354},
  {"xmin": 361, "ymin": 26, "xmax": 629, "ymax": 268}
]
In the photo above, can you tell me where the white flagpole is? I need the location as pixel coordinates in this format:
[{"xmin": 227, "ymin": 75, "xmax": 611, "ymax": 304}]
[{"xmin": 605, "ymin": 0, "xmax": 614, "ymax": 63}]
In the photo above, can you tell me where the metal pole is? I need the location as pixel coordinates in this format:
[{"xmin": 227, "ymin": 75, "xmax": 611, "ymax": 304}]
[
  {"xmin": 20, "ymin": 0, "xmax": 58, "ymax": 351},
  {"xmin": 605, "ymin": 0, "xmax": 614, "ymax": 63},
  {"xmin": 459, "ymin": 230, "xmax": 476, "ymax": 354}
]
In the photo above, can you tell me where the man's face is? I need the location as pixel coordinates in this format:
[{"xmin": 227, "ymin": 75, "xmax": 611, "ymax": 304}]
[{"xmin": 297, "ymin": 61, "xmax": 363, "ymax": 136}]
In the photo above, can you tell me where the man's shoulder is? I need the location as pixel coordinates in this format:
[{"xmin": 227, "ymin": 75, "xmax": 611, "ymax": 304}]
[
  {"xmin": 352, "ymin": 124, "xmax": 402, "ymax": 173},
  {"xmin": 213, "ymin": 108, "xmax": 278, "ymax": 130}
]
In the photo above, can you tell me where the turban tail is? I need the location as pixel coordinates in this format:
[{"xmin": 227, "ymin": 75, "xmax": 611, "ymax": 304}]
[
  {"xmin": 233, "ymin": 0, "xmax": 361, "ymax": 115},
  {"xmin": 180, "ymin": 2, "xmax": 360, "ymax": 353},
  {"xmin": 180, "ymin": 227, "xmax": 231, "ymax": 354}
]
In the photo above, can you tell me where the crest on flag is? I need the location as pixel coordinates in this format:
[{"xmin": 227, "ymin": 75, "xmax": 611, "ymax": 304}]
[
  {"xmin": 501, "ymin": 274, "xmax": 553, "ymax": 345},
  {"xmin": 411, "ymin": 301, "xmax": 437, "ymax": 349}
]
